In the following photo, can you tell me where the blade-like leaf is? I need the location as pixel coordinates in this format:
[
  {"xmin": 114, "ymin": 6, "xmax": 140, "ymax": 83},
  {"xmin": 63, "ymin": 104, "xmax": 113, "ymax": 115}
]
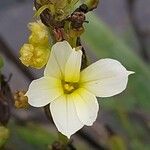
[
  {"xmin": 7, "ymin": 123, "xmax": 57, "ymax": 150},
  {"xmin": 0, "ymin": 55, "xmax": 4, "ymax": 69}
]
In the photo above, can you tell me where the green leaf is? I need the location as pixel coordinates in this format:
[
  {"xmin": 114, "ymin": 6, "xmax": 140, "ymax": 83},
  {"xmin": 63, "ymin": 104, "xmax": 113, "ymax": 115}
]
[
  {"xmin": 0, "ymin": 55, "xmax": 4, "ymax": 69},
  {"xmin": 108, "ymin": 135, "xmax": 127, "ymax": 150},
  {"xmin": 16, "ymin": 124, "xmax": 57, "ymax": 150},
  {"xmin": 6, "ymin": 123, "xmax": 57, "ymax": 150},
  {"xmin": 7, "ymin": 123, "xmax": 90, "ymax": 150},
  {"xmin": 83, "ymin": 13, "xmax": 150, "ymax": 111}
]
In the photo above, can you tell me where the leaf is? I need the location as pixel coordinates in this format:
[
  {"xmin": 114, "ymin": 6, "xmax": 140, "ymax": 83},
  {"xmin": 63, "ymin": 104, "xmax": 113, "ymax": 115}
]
[
  {"xmin": 16, "ymin": 124, "xmax": 57, "ymax": 150},
  {"xmin": 82, "ymin": 13, "xmax": 150, "ymax": 111},
  {"xmin": 0, "ymin": 55, "xmax": 4, "ymax": 69},
  {"xmin": 6, "ymin": 123, "xmax": 57, "ymax": 150},
  {"xmin": 108, "ymin": 135, "xmax": 127, "ymax": 150},
  {"xmin": 7, "ymin": 123, "xmax": 90, "ymax": 150}
]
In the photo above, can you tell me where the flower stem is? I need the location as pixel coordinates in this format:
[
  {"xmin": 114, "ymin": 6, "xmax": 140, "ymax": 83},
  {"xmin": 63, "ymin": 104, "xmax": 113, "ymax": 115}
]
[{"xmin": 58, "ymin": 132, "xmax": 69, "ymax": 145}]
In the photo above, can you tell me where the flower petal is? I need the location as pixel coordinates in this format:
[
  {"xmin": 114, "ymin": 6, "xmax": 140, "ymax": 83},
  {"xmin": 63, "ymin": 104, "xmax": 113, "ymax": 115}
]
[
  {"xmin": 65, "ymin": 50, "xmax": 82, "ymax": 82},
  {"xmin": 80, "ymin": 59, "xmax": 133, "ymax": 97},
  {"xmin": 50, "ymin": 95, "xmax": 83, "ymax": 138},
  {"xmin": 73, "ymin": 88, "xmax": 99, "ymax": 126},
  {"xmin": 44, "ymin": 41, "xmax": 73, "ymax": 79},
  {"xmin": 26, "ymin": 77, "xmax": 63, "ymax": 107}
]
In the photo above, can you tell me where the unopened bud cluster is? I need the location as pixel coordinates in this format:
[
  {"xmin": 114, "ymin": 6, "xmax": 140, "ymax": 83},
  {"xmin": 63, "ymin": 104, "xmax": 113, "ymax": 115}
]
[
  {"xmin": 36, "ymin": 0, "xmax": 79, "ymax": 21},
  {"xmin": 20, "ymin": 21, "xmax": 50, "ymax": 69}
]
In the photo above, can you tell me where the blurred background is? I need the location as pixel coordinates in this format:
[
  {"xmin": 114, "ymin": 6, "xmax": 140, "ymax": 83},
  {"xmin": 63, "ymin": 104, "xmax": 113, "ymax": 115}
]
[{"xmin": 0, "ymin": 0, "xmax": 150, "ymax": 149}]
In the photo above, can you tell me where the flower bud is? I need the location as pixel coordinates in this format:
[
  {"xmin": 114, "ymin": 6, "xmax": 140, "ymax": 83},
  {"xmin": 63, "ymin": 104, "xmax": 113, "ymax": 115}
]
[
  {"xmin": 19, "ymin": 44, "xmax": 34, "ymax": 67},
  {"xmin": 14, "ymin": 91, "xmax": 29, "ymax": 109},
  {"xmin": 19, "ymin": 44, "xmax": 50, "ymax": 69},
  {"xmin": 28, "ymin": 21, "xmax": 49, "ymax": 46},
  {"xmin": 35, "ymin": 0, "xmax": 79, "ymax": 21},
  {"xmin": 0, "ymin": 126, "xmax": 9, "ymax": 148},
  {"xmin": 31, "ymin": 46, "xmax": 50, "ymax": 68}
]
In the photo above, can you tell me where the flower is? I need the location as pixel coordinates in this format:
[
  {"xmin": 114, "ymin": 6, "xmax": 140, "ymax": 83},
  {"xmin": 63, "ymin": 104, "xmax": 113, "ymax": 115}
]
[
  {"xmin": 19, "ymin": 21, "xmax": 50, "ymax": 69},
  {"xmin": 26, "ymin": 41, "xmax": 134, "ymax": 138},
  {"xmin": 19, "ymin": 44, "xmax": 50, "ymax": 69},
  {"xmin": 28, "ymin": 21, "xmax": 49, "ymax": 47}
]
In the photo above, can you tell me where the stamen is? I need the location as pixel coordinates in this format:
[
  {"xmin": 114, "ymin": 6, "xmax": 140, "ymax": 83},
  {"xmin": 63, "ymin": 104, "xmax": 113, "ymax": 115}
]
[
  {"xmin": 62, "ymin": 81, "xmax": 79, "ymax": 94},
  {"xmin": 64, "ymin": 83, "xmax": 75, "ymax": 92}
]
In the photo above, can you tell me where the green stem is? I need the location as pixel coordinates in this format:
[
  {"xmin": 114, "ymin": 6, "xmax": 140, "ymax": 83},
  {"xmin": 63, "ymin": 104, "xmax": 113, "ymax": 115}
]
[
  {"xmin": 85, "ymin": 0, "xmax": 100, "ymax": 11},
  {"xmin": 70, "ymin": 37, "xmax": 77, "ymax": 48},
  {"xmin": 58, "ymin": 132, "xmax": 69, "ymax": 145}
]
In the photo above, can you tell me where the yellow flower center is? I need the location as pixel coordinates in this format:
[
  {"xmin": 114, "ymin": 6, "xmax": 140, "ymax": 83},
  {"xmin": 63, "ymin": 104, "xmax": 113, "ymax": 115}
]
[{"xmin": 62, "ymin": 81, "xmax": 79, "ymax": 94}]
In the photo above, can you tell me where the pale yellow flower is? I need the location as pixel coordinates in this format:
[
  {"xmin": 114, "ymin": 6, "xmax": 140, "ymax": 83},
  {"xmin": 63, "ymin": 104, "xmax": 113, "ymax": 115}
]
[
  {"xmin": 19, "ymin": 44, "xmax": 50, "ymax": 69},
  {"xmin": 19, "ymin": 21, "xmax": 50, "ymax": 69},
  {"xmin": 26, "ymin": 41, "xmax": 134, "ymax": 138},
  {"xmin": 28, "ymin": 21, "xmax": 49, "ymax": 47}
]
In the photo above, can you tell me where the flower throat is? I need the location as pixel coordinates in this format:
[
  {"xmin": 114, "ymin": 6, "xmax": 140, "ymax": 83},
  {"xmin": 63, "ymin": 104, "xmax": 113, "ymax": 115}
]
[{"xmin": 62, "ymin": 81, "xmax": 79, "ymax": 94}]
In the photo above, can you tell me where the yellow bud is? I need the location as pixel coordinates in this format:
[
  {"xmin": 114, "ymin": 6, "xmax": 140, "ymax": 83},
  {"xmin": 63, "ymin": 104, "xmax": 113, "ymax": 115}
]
[
  {"xmin": 28, "ymin": 21, "xmax": 49, "ymax": 46},
  {"xmin": 31, "ymin": 46, "xmax": 50, "ymax": 68},
  {"xmin": 0, "ymin": 126, "xmax": 9, "ymax": 148},
  {"xmin": 19, "ymin": 44, "xmax": 34, "ymax": 67},
  {"xmin": 19, "ymin": 44, "xmax": 50, "ymax": 69},
  {"xmin": 35, "ymin": 0, "xmax": 78, "ymax": 21}
]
